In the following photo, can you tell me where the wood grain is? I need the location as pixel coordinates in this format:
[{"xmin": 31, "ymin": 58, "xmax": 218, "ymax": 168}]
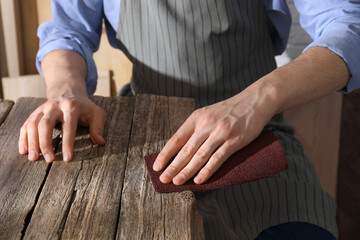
[
  {"xmin": 284, "ymin": 93, "xmax": 342, "ymax": 198},
  {"xmin": 117, "ymin": 94, "xmax": 204, "ymax": 239},
  {"xmin": 0, "ymin": 98, "xmax": 48, "ymax": 240},
  {"xmin": 23, "ymin": 96, "xmax": 135, "ymax": 239},
  {"xmin": 0, "ymin": 99, "xmax": 14, "ymax": 125}
]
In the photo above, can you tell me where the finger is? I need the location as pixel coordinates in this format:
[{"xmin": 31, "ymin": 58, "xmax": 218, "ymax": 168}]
[
  {"xmin": 153, "ymin": 119, "xmax": 195, "ymax": 172},
  {"xmin": 159, "ymin": 131, "xmax": 208, "ymax": 184},
  {"xmin": 172, "ymin": 135, "xmax": 225, "ymax": 185},
  {"xmin": 38, "ymin": 109, "xmax": 62, "ymax": 163},
  {"xmin": 61, "ymin": 111, "xmax": 79, "ymax": 162},
  {"xmin": 19, "ymin": 124, "xmax": 28, "ymax": 154},
  {"xmin": 194, "ymin": 142, "xmax": 236, "ymax": 184},
  {"xmin": 26, "ymin": 112, "xmax": 44, "ymax": 161},
  {"xmin": 89, "ymin": 107, "xmax": 106, "ymax": 145}
]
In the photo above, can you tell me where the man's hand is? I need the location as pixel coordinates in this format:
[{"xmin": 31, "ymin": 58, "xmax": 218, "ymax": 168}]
[
  {"xmin": 152, "ymin": 46, "xmax": 350, "ymax": 186},
  {"xmin": 18, "ymin": 95, "xmax": 106, "ymax": 162},
  {"xmin": 153, "ymin": 85, "xmax": 276, "ymax": 185},
  {"xmin": 18, "ymin": 50, "xmax": 106, "ymax": 163}
]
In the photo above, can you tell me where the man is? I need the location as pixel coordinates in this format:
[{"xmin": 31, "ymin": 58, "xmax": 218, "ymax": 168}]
[{"xmin": 18, "ymin": 0, "xmax": 360, "ymax": 239}]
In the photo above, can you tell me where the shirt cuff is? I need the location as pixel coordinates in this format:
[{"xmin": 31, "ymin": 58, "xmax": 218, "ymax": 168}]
[
  {"xmin": 303, "ymin": 27, "xmax": 360, "ymax": 94},
  {"xmin": 36, "ymin": 38, "xmax": 98, "ymax": 95}
]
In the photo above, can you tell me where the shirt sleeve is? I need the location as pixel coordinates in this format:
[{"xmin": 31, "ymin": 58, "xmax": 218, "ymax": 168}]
[
  {"xmin": 262, "ymin": 0, "xmax": 292, "ymax": 56},
  {"xmin": 294, "ymin": 0, "xmax": 360, "ymax": 93},
  {"xmin": 36, "ymin": 0, "xmax": 104, "ymax": 95}
]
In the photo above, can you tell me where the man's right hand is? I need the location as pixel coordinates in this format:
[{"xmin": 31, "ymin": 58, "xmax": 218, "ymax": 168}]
[{"xmin": 18, "ymin": 50, "xmax": 106, "ymax": 163}]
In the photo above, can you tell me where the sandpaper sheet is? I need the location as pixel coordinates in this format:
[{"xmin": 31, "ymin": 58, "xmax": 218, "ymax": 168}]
[{"xmin": 144, "ymin": 130, "xmax": 288, "ymax": 193}]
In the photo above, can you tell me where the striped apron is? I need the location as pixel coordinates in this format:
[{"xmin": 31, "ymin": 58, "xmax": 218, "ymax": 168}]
[{"xmin": 115, "ymin": 0, "xmax": 338, "ymax": 239}]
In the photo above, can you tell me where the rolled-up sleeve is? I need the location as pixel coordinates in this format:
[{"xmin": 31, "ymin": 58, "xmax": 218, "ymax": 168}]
[
  {"xmin": 36, "ymin": 0, "xmax": 104, "ymax": 94},
  {"xmin": 294, "ymin": 0, "xmax": 360, "ymax": 93}
]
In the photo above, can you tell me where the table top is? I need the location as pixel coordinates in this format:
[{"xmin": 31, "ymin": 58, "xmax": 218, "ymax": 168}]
[{"xmin": 0, "ymin": 95, "xmax": 204, "ymax": 239}]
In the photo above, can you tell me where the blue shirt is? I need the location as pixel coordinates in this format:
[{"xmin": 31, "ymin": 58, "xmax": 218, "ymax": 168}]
[{"xmin": 36, "ymin": 0, "xmax": 360, "ymax": 95}]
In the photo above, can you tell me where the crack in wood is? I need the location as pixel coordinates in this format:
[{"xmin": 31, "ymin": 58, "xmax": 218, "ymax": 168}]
[
  {"xmin": 56, "ymin": 155, "xmax": 85, "ymax": 238},
  {"xmin": 113, "ymin": 98, "xmax": 135, "ymax": 240},
  {"xmin": 20, "ymin": 162, "xmax": 52, "ymax": 240},
  {"xmin": 58, "ymin": 189, "xmax": 77, "ymax": 239}
]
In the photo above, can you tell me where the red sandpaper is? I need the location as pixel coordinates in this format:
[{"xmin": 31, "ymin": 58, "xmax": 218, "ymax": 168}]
[{"xmin": 144, "ymin": 130, "xmax": 288, "ymax": 193}]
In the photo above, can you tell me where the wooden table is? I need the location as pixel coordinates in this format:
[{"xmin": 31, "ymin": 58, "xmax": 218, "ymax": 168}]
[{"xmin": 0, "ymin": 95, "xmax": 204, "ymax": 239}]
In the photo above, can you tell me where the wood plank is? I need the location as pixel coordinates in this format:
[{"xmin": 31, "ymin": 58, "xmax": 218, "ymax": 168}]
[
  {"xmin": 23, "ymin": 96, "xmax": 135, "ymax": 239},
  {"xmin": 0, "ymin": 99, "xmax": 14, "ymax": 125},
  {"xmin": 0, "ymin": 98, "xmax": 48, "ymax": 240},
  {"xmin": 0, "ymin": 0, "xmax": 24, "ymax": 76},
  {"xmin": 284, "ymin": 93, "xmax": 342, "ymax": 198},
  {"xmin": 117, "ymin": 94, "xmax": 204, "ymax": 239}
]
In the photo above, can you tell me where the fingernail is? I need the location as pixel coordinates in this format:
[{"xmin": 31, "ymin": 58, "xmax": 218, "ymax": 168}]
[
  {"xmin": 44, "ymin": 153, "xmax": 53, "ymax": 163},
  {"xmin": 174, "ymin": 174, "xmax": 185, "ymax": 185},
  {"xmin": 194, "ymin": 175, "xmax": 203, "ymax": 184},
  {"xmin": 29, "ymin": 151, "xmax": 37, "ymax": 161},
  {"xmin": 153, "ymin": 162, "xmax": 161, "ymax": 171},
  {"xmin": 19, "ymin": 145, "xmax": 27, "ymax": 154},
  {"xmin": 160, "ymin": 172, "xmax": 171, "ymax": 183},
  {"xmin": 63, "ymin": 152, "xmax": 71, "ymax": 162},
  {"xmin": 98, "ymin": 135, "xmax": 105, "ymax": 141}
]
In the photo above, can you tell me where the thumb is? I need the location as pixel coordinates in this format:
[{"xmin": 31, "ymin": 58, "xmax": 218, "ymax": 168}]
[{"xmin": 89, "ymin": 109, "xmax": 106, "ymax": 145}]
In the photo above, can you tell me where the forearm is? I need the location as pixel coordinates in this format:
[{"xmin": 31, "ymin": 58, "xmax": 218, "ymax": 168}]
[
  {"xmin": 229, "ymin": 47, "xmax": 351, "ymax": 118},
  {"xmin": 41, "ymin": 50, "xmax": 88, "ymax": 99},
  {"xmin": 269, "ymin": 46, "xmax": 350, "ymax": 113}
]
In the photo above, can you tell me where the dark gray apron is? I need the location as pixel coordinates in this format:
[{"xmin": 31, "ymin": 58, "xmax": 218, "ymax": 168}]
[{"xmin": 115, "ymin": 0, "xmax": 337, "ymax": 239}]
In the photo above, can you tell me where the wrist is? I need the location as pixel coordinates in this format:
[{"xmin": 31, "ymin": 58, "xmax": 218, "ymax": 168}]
[
  {"xmin": 248, "ymin": 78, "xmax": 282, "ymax": 118},
  {"xmin": 256, "ymin": 47, "xmax": 351, "ymax": 114},
  {"xmin": 225, "ymin": 78, "xmax": 281, "ymax": 123},
  {"xmin": 46, "ymin": 75, "xmax": 88, "ymax": 99},
  {"xmin": 41, "ymin": 50, "xmax": 88, "ymax": 99},
  {"xmin": 254, "ymin": 73, "xmax": 288, "ymax": 115}
]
